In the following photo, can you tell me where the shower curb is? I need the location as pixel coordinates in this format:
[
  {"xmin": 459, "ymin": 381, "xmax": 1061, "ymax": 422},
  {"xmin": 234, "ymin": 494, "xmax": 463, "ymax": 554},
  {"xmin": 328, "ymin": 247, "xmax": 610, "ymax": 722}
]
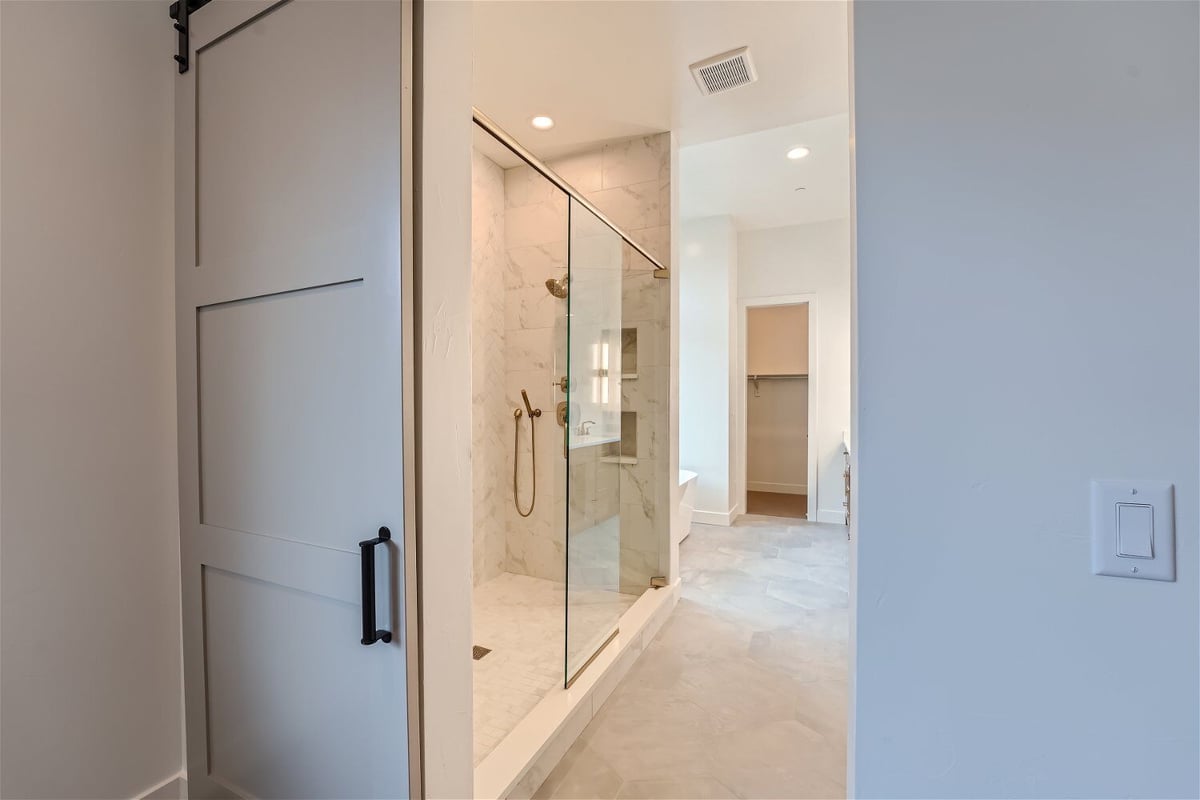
[{"xmin": 473, "ymin": 581, "xmax": 680, "ymax": 800}]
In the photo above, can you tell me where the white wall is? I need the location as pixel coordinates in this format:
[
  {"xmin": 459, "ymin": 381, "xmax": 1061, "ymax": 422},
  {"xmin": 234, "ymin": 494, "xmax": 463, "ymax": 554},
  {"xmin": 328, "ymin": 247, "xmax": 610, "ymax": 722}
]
[
  {"xmin": 0, "ymin": 2, "xmax": 182, "ymax": 796},
  {"xmin": 679, "ymin": 216, "xmax": 738, "ymax": 523},
  {"xmin": 739, "ymin": 220, "xmax": 851, "ymax": 523},
  {"xmin": 419, "ymin": 0, "xmax": 475, "ymax": 795},
  {"xmin": 852, "ymin": 1, "xmax": 1199, "ymax": 797}
]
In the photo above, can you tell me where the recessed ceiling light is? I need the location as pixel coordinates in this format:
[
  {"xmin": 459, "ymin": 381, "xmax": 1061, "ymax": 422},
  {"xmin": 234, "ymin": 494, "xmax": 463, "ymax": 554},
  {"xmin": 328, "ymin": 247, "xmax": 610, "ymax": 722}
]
[
  {"xmin": 786, "ymin": 146, "xmax": 811, "ymax": 160},
  {"xmin": 530, "ymin": 115, "xmax": 555, "ymax": 131}
]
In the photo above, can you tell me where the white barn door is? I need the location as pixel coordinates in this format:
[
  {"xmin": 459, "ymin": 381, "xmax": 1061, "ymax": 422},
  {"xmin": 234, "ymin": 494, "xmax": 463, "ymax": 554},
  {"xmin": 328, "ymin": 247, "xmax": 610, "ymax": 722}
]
[{"xmin": 174, "ymin": 1, "xmax": 417, "ymax": 797}]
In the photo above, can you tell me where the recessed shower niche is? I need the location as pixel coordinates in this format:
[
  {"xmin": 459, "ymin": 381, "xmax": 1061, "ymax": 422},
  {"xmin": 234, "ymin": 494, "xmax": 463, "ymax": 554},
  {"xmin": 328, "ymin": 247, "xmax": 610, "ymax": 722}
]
[{"xmin": 621, "ymin": 327, "xmax": 638, "ymax": 377}]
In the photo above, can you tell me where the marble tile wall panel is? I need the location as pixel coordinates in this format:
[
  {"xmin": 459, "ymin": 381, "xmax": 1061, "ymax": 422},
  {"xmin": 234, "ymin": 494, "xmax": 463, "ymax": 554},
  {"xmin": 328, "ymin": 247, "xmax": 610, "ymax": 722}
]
[
  {"xmin": 616, "ymin": 222, "xmax": 671, "ymax": 590},
  {"xmin": 504, "ymin": 163, "xmax": 569, "ymax": 583},
  {"xmin": 472, "ymin": 149, "xmax": 509, "ymax": 585},
  {"xmin": 594, "ymin": 135, "xmax": 671, "ymax": 594}
]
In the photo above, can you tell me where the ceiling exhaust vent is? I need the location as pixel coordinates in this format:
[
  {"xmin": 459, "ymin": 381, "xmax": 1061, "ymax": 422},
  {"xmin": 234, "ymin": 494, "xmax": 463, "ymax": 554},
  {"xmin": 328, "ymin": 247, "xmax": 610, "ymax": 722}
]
[{"xmin": 689, "ymin": 47, "xmax": 758, "ymax": 96}]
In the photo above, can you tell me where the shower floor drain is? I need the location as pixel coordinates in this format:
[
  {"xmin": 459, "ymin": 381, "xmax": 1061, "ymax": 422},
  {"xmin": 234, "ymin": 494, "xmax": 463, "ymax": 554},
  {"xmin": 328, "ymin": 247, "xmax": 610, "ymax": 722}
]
[{"xmin": 472, "ymin": 645, "xmax": 491, "ymax": 661}]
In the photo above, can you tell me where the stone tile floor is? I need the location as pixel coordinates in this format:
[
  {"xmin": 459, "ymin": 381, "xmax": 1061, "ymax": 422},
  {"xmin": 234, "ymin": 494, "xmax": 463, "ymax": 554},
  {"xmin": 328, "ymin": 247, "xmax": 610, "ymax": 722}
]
[
  {"xmin": 473, "ymin": 572, "xmax": 637, "ymax": 765},
  {"xmin": 532, "ymin": 514, "xmax": 849, "ymax": 799}
]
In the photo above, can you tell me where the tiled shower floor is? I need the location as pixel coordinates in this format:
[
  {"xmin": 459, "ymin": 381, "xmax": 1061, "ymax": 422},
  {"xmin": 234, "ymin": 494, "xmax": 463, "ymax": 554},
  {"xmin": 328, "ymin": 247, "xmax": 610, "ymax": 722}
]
[{"xmin": 472, "ymin": 572, "xmax": 637, "ymax": 765}]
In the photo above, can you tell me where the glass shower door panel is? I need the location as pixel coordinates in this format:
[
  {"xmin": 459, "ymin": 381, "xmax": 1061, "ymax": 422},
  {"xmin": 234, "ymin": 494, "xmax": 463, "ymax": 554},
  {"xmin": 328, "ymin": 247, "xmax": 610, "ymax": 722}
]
[{"xmin": 565, "ymin": 199, "xmax": 624, "ymax": 684}]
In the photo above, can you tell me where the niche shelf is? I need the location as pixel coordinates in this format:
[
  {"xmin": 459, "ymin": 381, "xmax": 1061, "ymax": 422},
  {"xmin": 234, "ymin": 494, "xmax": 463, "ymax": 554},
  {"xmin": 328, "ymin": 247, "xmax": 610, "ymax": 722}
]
[
  {"xmin": 621, "ymin": 328, "xmax": 638, "ymax": 378},
  {"xmin": 620, "ymin": 411, "xmax": 637, "ymax": 459}
]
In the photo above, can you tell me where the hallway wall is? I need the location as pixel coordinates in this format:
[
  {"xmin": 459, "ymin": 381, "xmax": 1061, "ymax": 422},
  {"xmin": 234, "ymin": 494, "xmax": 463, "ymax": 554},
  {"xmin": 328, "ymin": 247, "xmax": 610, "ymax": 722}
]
[
  {"xmin": 419, "ymin": 2, "xmax": 476, "ymax": 794},
  {"xmin": 853, "ymin": 1, "xmax": 1199, "ymax": 796},
  {"xmin": 0, "ymin": 2, "xmax": 182, "ymax": 796}
]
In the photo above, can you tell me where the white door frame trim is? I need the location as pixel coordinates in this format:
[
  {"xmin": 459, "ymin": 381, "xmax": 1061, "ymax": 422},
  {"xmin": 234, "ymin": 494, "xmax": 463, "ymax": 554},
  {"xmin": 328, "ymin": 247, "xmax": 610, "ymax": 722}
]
[
  {"xmin": 413, "ymin": 1, "xmax": 476, "ymax": 797},
  {"xmin": 736, "ymin": 293, "xmax": 819, "ymax": 522},
  {"xmin": 399, "ymin": 1, "xmax": 422, "ymax": 796}
]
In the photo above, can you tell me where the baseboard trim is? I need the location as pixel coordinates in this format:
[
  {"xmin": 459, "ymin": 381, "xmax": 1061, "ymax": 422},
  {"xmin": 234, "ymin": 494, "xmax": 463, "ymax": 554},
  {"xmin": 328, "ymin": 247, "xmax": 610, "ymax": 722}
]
[
  {"xmin": 136, "ymin": 772, "xmax": 187, "ymax": 800},
  {"xmin": 747, "ymin": 481, "xmax": 806, "ymax": 495},
  {"xmin": 815, "ymin": 509, "xmax": 846, "ymax": 525},
  {"xmin": 693, "ymin": 508, "xmax": 736, "ymax": 527}
]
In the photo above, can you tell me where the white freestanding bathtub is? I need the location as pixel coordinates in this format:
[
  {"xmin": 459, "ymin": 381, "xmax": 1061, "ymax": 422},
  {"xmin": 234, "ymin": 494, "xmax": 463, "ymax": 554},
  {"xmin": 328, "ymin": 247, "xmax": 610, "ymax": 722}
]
[{"xmin": 677, "ymin": 469, "xmax": 699, "ymax": 544}]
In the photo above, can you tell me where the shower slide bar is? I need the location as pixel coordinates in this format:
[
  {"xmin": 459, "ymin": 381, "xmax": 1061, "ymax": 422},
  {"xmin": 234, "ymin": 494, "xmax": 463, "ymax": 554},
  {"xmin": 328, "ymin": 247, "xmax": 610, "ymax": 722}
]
[{"xmin": 472, "ymin": 107, "xmax": 670, "ymax": 280}]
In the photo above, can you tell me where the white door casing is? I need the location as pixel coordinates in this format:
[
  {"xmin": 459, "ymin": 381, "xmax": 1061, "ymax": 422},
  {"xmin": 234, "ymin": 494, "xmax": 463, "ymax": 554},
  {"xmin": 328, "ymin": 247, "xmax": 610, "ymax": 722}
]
[
  {"xmin": 737, "ymin": 293, "xmax": 818, "ymax": 522},
  {"xmin": 175, "ymin": 2, "xmax": 418, "ymax": 797}
]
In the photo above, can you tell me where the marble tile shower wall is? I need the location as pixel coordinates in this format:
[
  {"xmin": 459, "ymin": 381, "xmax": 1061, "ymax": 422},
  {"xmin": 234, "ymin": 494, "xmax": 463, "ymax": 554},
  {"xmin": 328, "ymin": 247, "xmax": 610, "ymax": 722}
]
[
  {"xmin": 471, "ymin": 150, "xmax": 509, "ymax": 585},
  {"xmin": 618, "ymin": 243, "xmax": 671, "ymax": 595},
  {"xmin": 502, "ymin": 163, "xmax": 570, "ymax": 582},
  {"xmin": 500, "ymin": 133, "xmax": 672, "ymax": 593}
]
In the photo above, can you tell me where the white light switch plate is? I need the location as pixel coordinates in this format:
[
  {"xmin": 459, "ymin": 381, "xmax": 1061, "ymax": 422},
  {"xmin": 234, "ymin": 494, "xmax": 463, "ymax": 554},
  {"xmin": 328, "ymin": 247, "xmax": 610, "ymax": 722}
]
[{"xmin": 1091, "ymin": 480, "xmax": 1175, "ymax": 581}]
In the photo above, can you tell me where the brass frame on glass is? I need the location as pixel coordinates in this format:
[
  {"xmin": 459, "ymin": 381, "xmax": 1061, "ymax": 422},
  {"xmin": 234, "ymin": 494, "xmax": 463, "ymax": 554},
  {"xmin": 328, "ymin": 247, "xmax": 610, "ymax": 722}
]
[{"xmin": 565, "ymin": 628, "xmax": 621, "ymax": 689}]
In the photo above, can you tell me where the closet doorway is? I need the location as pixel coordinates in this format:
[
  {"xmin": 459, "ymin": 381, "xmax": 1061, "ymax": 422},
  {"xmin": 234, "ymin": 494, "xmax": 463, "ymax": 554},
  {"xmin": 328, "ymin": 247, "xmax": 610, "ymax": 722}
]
[{"xmin": 741, "ymin": 298, "xmax": 816, "ymax": 520}]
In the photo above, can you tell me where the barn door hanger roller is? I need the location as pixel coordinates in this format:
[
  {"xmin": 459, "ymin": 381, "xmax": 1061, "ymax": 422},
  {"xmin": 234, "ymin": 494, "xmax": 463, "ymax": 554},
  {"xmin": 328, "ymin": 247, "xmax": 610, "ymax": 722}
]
[{"xmin": 167, "ymin": 0, "xmax": 212, "ymax": 74}]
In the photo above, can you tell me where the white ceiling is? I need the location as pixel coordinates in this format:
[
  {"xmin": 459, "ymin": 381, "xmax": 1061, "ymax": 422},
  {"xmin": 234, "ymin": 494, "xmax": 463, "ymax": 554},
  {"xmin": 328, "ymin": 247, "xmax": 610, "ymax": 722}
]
[
  {"xmin": 680, "ymin": 114, "xmax": 851, "ymax": 231},
  {"xmin": 472, "ymin": 0, "xmax": 849, "ymax": 155},
  {"xmin": 471, "ymin": 0, "xmax": 851, "ymax": 230}
]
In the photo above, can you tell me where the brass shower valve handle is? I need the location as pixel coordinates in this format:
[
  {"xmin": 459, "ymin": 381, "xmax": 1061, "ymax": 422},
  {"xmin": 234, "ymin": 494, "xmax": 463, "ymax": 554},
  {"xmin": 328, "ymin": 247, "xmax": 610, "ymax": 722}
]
[{"xmin": 557, "ymin": 376, "xmax": 569, "ymax": 393}]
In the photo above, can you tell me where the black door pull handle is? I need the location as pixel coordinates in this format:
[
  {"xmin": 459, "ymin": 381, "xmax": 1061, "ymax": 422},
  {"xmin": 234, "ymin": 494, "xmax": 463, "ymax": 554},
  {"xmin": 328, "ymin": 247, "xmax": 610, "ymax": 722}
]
[{"xmin": 359, "ymin": 526, "xmax": 392, "ymax": 646}]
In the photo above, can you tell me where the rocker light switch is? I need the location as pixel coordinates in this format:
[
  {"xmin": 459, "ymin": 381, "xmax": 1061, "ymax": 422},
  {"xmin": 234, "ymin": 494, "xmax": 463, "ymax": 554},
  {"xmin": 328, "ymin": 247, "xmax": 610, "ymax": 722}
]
[
  {"xmin": 1092, "ymin": 481, "xmax": 1175, "ymax": 581},
  {"xmin": 1116, "ymin": 503, "xmax": 1154, "ymax": 558}
]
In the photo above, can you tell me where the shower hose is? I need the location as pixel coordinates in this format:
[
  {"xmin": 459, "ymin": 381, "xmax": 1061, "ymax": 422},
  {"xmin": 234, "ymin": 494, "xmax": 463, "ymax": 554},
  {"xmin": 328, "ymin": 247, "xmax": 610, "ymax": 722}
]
[{"xmin": 513, "ymin": 408, "xmax": 536, "ymax": 517}]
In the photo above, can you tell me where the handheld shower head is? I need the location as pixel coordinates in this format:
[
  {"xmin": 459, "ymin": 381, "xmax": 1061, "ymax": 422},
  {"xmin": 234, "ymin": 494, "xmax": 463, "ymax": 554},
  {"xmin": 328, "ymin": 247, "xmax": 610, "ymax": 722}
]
[
  {"xmin": 545, "ymin": 275, "xmax": 568, "ymax": 299},
  {"xmin": 520, "ymin": 389, "xmax": 541, "ymax": 417}
]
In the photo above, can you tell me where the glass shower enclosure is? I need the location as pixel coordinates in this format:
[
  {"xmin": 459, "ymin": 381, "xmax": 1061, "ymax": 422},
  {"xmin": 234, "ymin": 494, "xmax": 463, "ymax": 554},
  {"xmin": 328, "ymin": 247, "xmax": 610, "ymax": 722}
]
[
  {"xmin": 472, "ymin": 108, "xmax": 667, "ymax": 689},
  {"xmin": 565, "ymin": 202, "xmax": 625, "ymax": 683}
]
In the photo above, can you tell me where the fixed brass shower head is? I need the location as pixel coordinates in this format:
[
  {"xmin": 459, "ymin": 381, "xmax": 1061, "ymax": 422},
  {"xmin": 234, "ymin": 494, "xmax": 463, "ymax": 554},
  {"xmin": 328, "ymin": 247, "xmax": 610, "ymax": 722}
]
[{"xmin": 545, "ymin": 275, "xmax": 568, "ymax": 299}]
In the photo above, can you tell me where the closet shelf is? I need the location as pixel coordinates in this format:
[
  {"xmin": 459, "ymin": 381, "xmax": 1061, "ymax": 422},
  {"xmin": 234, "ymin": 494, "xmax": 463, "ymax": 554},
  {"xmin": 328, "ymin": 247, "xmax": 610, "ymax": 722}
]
[{"xmin": 747, "ymin": 373, "xmax": 807, "ymax": 380}]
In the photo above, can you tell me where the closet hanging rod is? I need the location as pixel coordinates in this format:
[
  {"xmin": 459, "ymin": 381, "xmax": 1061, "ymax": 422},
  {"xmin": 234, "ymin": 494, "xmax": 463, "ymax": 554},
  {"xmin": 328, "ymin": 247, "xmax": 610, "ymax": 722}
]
[{"xmin": 747, "ymin": 373, "xmax": 807, "ymax": 380}]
